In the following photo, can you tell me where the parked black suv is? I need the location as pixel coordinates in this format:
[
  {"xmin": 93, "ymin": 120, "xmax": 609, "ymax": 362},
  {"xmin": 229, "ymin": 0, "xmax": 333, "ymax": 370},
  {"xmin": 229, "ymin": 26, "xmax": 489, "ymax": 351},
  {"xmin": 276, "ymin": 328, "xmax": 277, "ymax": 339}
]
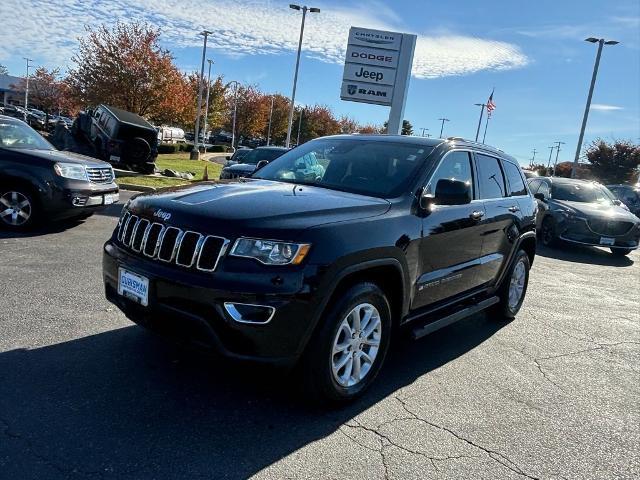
[
  {"xmin": 73, "ymin": 105, "xmax": 158, "ymax": 173},
  {"xmin": 104, "ymin": 135, "xmax": 536, "ymax": 401},
  {"xmin": 219, "ymin": 146, "xmax": 289, "ymax": 179},
  {"xmin": 0, "ymin": 115, "xmax": 119, "ymax": 230}
]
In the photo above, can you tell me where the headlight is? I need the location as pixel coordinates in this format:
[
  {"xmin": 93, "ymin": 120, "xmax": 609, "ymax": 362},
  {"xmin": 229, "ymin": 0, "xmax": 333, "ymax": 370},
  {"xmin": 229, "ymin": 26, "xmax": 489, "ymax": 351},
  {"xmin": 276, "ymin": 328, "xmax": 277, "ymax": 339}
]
[
  {"xmin": 230, "ymin": 238, "xmax": 311, "ymax": 265},
  {"xmin": 54, "ymin": 162, "xmax": 88, "ymax": 181}
]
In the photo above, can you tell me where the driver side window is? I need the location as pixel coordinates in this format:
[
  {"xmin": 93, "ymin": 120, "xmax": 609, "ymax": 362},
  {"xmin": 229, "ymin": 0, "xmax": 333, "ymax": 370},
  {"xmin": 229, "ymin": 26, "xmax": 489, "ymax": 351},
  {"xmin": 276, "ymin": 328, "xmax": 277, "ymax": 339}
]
[{"xmin": 425, "ymin": 151, "xmax": 473, "ymax": 197}]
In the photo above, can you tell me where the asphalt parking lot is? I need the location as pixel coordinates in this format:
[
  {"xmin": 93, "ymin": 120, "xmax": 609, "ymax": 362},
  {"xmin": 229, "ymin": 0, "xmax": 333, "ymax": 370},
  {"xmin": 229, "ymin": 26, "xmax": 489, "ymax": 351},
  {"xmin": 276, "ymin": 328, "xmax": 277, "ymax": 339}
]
[{"xmin": 1, "ymin": 191, "xmax": 638, "ymax": 480}]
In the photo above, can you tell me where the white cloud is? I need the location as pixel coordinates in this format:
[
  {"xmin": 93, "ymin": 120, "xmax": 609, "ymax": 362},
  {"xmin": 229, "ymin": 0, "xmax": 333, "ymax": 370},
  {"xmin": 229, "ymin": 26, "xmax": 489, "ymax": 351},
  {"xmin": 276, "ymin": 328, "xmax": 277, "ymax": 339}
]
[
  {"xmin": 0, "ymin": 0, "xmax": 528, "ymax": 79},
  {"xmin": 591, "ymin": 104, "xmax": 624, "ymax": 111}
]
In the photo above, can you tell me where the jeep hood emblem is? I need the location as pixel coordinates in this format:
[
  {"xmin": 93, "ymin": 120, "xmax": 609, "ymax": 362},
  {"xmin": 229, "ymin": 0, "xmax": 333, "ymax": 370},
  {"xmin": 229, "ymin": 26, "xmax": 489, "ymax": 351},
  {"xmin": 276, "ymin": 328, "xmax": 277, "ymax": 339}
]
[{"xmin": 153, "ymin": 209, "xmax": 172, "ymax": 221}]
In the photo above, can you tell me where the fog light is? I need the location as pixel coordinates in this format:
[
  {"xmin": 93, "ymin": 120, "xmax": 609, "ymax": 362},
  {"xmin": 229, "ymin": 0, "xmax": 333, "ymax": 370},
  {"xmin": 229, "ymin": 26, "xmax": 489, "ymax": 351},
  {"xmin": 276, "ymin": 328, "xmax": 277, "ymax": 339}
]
[{"xmin": 223, "ymin": 302, "xmax": 275, "ymax": 324}]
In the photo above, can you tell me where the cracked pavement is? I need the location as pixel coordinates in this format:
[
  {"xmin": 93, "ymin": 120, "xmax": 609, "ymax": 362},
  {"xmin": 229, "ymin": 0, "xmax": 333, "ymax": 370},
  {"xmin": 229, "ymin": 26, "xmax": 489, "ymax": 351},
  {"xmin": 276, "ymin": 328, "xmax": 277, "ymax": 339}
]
[{"xmin": 1, "ymin": 191, "xmax": 639, "ymax": 479}]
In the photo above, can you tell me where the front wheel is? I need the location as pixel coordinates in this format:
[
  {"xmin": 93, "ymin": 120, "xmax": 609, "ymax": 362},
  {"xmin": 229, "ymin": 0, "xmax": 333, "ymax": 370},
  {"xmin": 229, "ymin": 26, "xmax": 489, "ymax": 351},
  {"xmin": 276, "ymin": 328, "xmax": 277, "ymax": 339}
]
[
  {"xmin": 0, "ymin": 188, "xmax": 39, "ymax": 230},
  {"xmin": 540, "ymin": 217, "xmax": 558, "ymax": 247},
  {"xmin": 610, "ymin": 248, "xmax": 633, "ymax": 257},
  {"xmin": 492, "ymin": 250, "xmax": 531, "ymax": 320},
  {"xmin": 300, "ymin": 283, "xmax": 392, "ymax": 403}
]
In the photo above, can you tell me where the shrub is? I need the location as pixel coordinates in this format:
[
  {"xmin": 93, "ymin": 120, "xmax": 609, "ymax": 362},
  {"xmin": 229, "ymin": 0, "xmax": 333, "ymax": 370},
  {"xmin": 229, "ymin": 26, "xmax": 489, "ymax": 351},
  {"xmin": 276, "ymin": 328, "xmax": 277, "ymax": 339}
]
[
  {"xmin": 157, "ymin": 143, "xmax": 179, "ymax": 154},
  {"xmin": 206, "ymin": 145, "xmax": 227, "ymax": 153}
]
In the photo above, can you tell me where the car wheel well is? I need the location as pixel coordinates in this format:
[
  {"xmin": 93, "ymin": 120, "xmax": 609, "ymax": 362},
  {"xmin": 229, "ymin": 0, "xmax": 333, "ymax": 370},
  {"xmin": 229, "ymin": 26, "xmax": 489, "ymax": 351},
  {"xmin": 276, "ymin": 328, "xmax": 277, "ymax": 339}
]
[
  {"xmin": 326, "ymin": 265, "xmax": 404, "ymax": 328},
  {"xmin": 519, "ymin": 236, "xmax": 536, "ymax": 266},
  {"xmin": 0, "ymin": 176, "xmax": 39, "ymax": 197}
]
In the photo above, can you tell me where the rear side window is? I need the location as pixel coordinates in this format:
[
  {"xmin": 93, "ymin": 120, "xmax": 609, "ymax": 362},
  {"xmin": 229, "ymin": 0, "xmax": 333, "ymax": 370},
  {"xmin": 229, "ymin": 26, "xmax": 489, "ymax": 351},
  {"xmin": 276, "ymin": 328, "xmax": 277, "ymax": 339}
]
[
  {"xmin": 475, "ymin": 153, "xmax": 506, "ymax": 199},
  {"xmin": 425, "ymin": 151, "xmax": 473, "ymax": 197},
  {"xmin": 528, "ymin": 179, "xmax": 541, "ymax": 193},
  {"xmin": 502, "ymin": 160, "xmax": 527, "ymax": 196},
  {"xmin": 537, "ymin": 181, "xmax": 551, "ymax": 198}
]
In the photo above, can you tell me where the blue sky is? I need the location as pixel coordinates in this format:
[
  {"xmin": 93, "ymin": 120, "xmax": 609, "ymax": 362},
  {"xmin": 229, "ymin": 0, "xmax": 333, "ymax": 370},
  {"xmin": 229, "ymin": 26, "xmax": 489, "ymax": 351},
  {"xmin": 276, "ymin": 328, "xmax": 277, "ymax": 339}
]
[{"xmin": 1, "ymin": 0, "xmax": 639, "ymax": 166}]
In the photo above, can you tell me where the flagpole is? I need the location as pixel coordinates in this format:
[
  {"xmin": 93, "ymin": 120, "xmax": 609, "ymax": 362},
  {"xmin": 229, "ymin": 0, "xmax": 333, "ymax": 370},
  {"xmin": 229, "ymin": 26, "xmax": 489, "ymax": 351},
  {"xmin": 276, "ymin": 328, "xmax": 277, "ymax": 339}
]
[
  {"xmin": 482, "ymin": 114, "xmax": 490, "ymax": 143},
  {"xmin": 474, "ymin": 103, "xmax": 486, "ymax": 142}
]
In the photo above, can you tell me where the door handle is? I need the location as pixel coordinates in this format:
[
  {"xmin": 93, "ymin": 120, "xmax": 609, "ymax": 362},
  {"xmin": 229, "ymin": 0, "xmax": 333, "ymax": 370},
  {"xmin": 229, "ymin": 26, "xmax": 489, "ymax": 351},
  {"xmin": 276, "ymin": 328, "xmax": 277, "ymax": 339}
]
[
  {"xmin": 508, "ymin": 205, "xmax": 520, "ymax": 213},
  {"xmin": 469, "ymin": 210, "xmax": 485, "ymax": 220}
]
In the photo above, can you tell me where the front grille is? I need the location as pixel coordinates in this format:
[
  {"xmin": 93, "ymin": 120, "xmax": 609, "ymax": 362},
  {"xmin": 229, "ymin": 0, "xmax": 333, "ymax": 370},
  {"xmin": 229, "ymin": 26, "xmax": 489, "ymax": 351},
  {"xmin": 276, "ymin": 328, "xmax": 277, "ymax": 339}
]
[
  {"xmin": 587, "ymin": 219, "xmax": 633, "ymax": 237},
  {"xmin": 116, "ymin": 211, "xmax": 228, "ymax": 272},
  {"xmin": 86, "ymin": 167, "xmax": 114, "ymax": 184}
]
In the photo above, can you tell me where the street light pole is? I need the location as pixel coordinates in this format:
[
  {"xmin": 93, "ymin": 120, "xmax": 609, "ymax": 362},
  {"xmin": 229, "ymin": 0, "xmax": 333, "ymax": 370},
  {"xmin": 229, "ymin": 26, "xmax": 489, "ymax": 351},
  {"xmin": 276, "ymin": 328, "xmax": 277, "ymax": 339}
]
[
  {"xmin": 438, "ymin": 118, "xmax": 449, "ymax": 138},
  {"xmin": 531, "ymin": 149, "xmax": 537, "ymax": 166},
  {"xmin": 553, "ymin": 141, "xmax": 566, "ymax": 176},
  {"xmin": 296, "ymin": 108, "xmax": 303, "ymax": 145},
  {"xmin": 202, "ymin": 58, "xmax": 214, "ymax": 147},
  {"xmin": 547, "ymin": 146, "xmax": 555, "ymax": 168},
  {"xmin": 191, "ymin": 30, "xmax": 212, "ymax": 160},
  {"xmin": 285, "ymin": 4, "xmax": 320, "ymax": 148},
  {"xmin": 481, "ymin": 114, "xmax": 490, "ymax": 144},
  {"xmin": 23, "ymin": 57, "xmax": 33, "ymax": 122},
  {"xmin": 229, "ymin": 81, "xmax": 239, "ymax": 150},
  {"xmin": 474, "ymin": 103, "xmax": 486, "ymax": 142},
  {"xmin": 571, "ymin": 37, "xmax": 619, "ymax": 178},
  {"xmin": 266, "ymin": 96, "xmax": 274, "ymax": 145}
]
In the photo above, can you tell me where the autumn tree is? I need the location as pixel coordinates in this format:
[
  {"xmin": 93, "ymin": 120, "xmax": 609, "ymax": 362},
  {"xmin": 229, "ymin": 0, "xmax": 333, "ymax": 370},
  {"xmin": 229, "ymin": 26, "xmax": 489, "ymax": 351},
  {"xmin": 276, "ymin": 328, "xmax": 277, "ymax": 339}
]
[
  {"xmin": 338, "ymin": 116, "xmax": 359, "ymax": 134},
  {"xmin": 264, "ymin": 94, "xmax": 291, "ymax": 145},
  {"xmin": 383, "ymin": 119, "xmax": 414, "ymax": 135},
  {"xmin": 358, "ymin": 124, "xmax": 383, "ymax": 134},
  {"xmin": 185, "ymin": 73, "xmax": 229, "ymax": 132},
  {"xmin": 585, "ymin": 139, "xmax": 640, "ymax": 184},
  {"xmin": 67, "ymin": 21, "xmax": 189, "ymax": 124},
  {"xmin": 0, "ymin": 64, "xmax": 8, "ymax": 75},
  {"xmin": 296, "ymin": 105, "xmax": 341, "ymax": 144},
  {"xmin": 225, "ymin": 84, "xmax": 270, "ymax": 145}
]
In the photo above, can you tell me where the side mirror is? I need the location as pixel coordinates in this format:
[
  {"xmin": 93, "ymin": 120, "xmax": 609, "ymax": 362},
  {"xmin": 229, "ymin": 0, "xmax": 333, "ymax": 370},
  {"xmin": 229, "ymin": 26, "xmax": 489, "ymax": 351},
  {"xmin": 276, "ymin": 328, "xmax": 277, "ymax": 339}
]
[
  {"xmin": 534, "ymin": 192, "xmax": 546, "ymax": 201},
  {"xmin": 432, "ymin": 179, "xmax": 472, "ymax": 206},
  {"xmin": 612, "ymin": 199, "xmax": 621, "ymax": 206},
  {"xmin": 255, "ymin": 160, "xmax": 269, "ymax": 170}
]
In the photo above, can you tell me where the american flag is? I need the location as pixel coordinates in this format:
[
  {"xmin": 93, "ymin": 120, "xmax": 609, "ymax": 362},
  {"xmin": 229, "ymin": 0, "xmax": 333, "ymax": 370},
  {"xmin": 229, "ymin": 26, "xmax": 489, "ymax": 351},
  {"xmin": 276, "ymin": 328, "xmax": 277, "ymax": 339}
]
[{"xmin": 486, "ymin": 89, "xmax": 496, "ymax": 117}]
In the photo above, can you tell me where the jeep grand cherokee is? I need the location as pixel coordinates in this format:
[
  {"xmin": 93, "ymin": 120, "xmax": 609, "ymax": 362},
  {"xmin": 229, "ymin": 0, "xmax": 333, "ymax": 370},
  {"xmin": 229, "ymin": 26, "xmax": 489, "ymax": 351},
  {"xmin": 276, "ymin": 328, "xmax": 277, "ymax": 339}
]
[{"xmin": 103, "ymin": 135, "xmax": 536, "ymax": 401}]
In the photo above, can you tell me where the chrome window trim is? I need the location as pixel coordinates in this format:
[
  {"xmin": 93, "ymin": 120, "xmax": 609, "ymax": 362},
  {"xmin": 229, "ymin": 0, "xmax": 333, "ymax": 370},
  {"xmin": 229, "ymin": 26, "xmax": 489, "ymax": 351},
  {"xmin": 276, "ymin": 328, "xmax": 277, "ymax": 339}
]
[
  {"xmin": 423, "ymin": 148, "xmax": 476, "ymax": 199},
  {"xmin": 157, "ymin": 227, "xmax": 183, "ymax": 263},
  {"xmin": 143, "ymin": 223, "xmax": 164, "ymax": 258},
  {"xmin": 196, "ymin": 235, "xmax": 230, "ymax": 272},
  {"xmin": 131, "ymin": 219, "xmax": 150, "ymax": 253},
  {"xmin": 176, "ymin": 230, "xmax": 204, "ymax": 268}
]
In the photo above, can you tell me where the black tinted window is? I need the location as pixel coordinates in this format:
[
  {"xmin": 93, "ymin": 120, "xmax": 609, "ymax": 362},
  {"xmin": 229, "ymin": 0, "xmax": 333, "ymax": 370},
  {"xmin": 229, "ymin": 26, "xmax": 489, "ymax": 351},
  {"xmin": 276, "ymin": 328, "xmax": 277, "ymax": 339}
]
[
  {"xmin": 502, "ymin": 160, "xmax": 527, "ymax": 196},
  {"xmin": 476, "ymin": 154, "xmax": 506, "ymax": 199},
  {"xmin": 254, "ymin": 138, "xmax": 433, "ymax": 198},
  {"xmin": 426, "ymin": 151, "xmax": 473, "ymax": 197}
]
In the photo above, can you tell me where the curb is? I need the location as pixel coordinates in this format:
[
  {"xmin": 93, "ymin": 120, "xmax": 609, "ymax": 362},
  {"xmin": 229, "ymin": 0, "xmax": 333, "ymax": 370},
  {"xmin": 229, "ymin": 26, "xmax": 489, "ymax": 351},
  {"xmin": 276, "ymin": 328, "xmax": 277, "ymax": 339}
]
[{"xmin": 117, "ymin": 183, "xmax": 157, "ymax": 193}]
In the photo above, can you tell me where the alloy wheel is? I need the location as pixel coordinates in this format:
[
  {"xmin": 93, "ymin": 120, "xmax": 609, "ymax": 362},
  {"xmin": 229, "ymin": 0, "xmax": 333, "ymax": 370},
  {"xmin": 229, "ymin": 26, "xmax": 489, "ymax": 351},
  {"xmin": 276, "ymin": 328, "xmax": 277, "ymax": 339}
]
[
  {"xmin": 331, "ymin": 303, "xmax": 382, "ymax": 388},
  {"xmin": 508, "ymin": 259, "xmax": 527, "ymax": 310},
  {"xmin": 0, "ymin": 191, "xmax": 32, "ymax": 226}
]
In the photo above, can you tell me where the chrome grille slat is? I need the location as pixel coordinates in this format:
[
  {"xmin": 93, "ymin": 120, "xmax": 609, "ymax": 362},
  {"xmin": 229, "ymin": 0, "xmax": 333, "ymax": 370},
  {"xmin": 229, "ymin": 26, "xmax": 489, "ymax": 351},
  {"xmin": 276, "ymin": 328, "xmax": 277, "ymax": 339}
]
[
  {"xmin": 116, "ymin": 213, "xmax": 228, "ymax": 271},
  {"xmin": 86, "ymin": 167, "xmax": 114, "ymax": 184}
]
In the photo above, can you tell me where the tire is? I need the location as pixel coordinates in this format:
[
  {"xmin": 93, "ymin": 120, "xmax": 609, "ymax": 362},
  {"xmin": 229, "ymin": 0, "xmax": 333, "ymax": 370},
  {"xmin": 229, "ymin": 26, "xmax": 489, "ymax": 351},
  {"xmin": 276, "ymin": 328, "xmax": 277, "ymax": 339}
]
[
  {"xmin": 126, "ymin": 137, "xmax": 151, "ymax": 162},
  {"xmin": 0, "ymin": 186, "xmax": 39, "ymax": 231},
  {"xmin": 491, "ymin": 249, "xmax": 530, "ymax": 320},
  {"xmin": 610, "ymin": 248, "xmax": 633, "ymax": 257},
  {"xmin": 540, "ymin": 217, "xmax": 558, "ymax": 247},
  {"xmin": 300, "ymin": 283, "xmax": 392, "ymax": 403},
  {"xmin": 135, "ymin": 162, "xmax": 156, "ymax": 174}
]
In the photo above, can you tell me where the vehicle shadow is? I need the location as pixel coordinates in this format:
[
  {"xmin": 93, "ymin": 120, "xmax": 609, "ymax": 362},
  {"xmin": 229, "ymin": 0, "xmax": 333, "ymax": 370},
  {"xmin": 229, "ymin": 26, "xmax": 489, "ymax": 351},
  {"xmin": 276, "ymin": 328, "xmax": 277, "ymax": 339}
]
[
  {"xmin": 536, "ymin": 244, "xmax": 635, "ymax": 267},
  {"xmin": 0, "ymin": 313, "xmax": 505, "ymax": 479}
]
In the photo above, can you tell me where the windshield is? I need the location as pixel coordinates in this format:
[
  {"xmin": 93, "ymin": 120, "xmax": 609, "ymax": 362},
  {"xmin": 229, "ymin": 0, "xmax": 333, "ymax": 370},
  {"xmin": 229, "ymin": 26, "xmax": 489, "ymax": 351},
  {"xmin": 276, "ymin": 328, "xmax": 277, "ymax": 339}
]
[
  {"xmin": 233, "ymin": 149, "xmax": 251, "ymax": 160},
  {"xmin": 253, "ymin": 138, "xmax": 434, "ymax": 198},
  {"xmin": 552, "ymin": 182, "xmax": 614, "ymax": 204},
  {"xmin": 0, "ymin": 120, "xmax": 54, "ymax": 150},
  {"xmin": 241, "ymin": 148, "xmax": 287, "ymax": 165}
]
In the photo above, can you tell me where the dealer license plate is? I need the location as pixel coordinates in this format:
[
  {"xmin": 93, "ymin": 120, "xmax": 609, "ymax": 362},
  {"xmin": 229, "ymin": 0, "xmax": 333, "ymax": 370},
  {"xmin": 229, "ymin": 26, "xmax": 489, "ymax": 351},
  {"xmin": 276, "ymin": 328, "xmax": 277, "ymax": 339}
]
[
  {"xmin": 599, "ymin": 237, "xmax": 615, "ymax": 246},
  {"xmin": 118, "ymin": 268, "xmax": 149, "ymax": 306}
]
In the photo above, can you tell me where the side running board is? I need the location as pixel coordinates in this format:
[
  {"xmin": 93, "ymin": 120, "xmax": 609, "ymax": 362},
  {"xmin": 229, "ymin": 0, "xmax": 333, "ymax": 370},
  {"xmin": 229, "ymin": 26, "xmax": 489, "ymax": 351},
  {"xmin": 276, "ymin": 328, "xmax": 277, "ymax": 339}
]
[{"xmin": 411, "ymin": 296, "xmax": 499, "ymax": 340}]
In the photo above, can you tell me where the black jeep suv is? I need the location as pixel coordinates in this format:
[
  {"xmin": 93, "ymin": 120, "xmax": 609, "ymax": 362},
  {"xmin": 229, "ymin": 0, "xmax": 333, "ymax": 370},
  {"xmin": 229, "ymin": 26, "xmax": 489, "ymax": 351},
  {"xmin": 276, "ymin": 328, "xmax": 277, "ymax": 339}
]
[
  {"xmin": 103, "ymin": 135, "xmax": 536, "ymax": 401},
  {"xmin": 73, "ymin": 105, "xmax": 158, "ymax": 173},
  {"xmin": 0, "ymin": 115, "xmax": 119, "ymax": 230}
]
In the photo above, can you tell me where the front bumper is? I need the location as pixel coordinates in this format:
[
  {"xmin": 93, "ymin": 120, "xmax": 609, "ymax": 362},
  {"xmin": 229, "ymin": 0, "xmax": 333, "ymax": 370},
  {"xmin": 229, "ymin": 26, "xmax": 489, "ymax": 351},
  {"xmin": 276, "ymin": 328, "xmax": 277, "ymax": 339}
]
[
  {"xmin": 557, "ymin": 216, "xmax": 640, "ymax": 250},
  {"xmin": 102, "ymin": 241, "xmax": 320, "ymax": 366},
  {"xmin": 45, "ymin": 179, "xmax": 119, "ymax": 219}
]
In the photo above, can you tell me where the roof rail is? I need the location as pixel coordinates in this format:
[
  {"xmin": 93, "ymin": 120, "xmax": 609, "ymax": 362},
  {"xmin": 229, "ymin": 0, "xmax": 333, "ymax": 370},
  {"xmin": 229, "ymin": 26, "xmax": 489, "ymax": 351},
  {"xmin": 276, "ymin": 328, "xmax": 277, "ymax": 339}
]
[{"xmin": 445, "ymin": 136, "xmax": 504, "ymax": 153}]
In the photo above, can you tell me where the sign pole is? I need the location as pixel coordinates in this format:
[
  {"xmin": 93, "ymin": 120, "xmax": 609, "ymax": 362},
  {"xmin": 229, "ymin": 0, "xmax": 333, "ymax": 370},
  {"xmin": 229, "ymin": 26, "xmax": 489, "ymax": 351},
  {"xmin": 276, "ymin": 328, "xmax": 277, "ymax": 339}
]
[{"xmin": 386, "ymin": 33, "xmax": 416, "ymax": 135}]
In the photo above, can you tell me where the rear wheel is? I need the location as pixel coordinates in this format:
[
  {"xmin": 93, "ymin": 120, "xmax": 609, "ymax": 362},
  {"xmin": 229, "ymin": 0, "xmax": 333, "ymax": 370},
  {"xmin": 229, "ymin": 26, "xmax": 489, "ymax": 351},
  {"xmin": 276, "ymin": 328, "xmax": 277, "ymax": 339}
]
[
  {"xmin": 540, "ymin": 217, "xmax": 558, "ymax": 247},
  {"xmin": 300, "ymin": 283, "xmax": 391, "ymax": 403},
  {"xmin": 491, "ymin": 249, "xmax": 530, "ymax": 320},
  {"xmin": 610, "ymin": 248, "xmax": 633, "ymax": 257},
  {"xmin": 0, "ymin": 188, "xmax": 38, "ymax": 230}
]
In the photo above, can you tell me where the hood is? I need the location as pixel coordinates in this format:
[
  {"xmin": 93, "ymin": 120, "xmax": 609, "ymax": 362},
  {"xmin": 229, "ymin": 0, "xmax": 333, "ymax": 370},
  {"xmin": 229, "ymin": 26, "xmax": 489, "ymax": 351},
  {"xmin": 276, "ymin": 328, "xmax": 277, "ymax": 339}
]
[
  {"xmin": 553, "ymin": 199, "xmax": 640, "ymax": 223},
  {"xmin": 126, "ymin": 179, "xmax": 391, "ymax": 235},
  {"xmin": 223, "ymin": 163, "xmax": 256, "ymax": 173},
  {"xmin": 14, "ymin": 148, "xmax": 111, "ymax": 167}
]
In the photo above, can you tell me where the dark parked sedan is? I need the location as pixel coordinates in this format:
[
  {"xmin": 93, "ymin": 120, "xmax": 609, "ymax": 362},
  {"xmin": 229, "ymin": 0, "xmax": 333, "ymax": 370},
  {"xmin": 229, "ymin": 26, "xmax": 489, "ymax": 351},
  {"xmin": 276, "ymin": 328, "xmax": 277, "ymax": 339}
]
[
  {"xmin": 0, "ymin": 115, "xmax": 119, "ymax": 230},
  {"xmin": 219, "ymin": 146, "xmax": 288, "ymax": 179},
  {"xmin": 607, "ymin": 184, "xmax": 640, "ymax": 217},
  {"xmin": 528, "ymin": 176, "xmax": 640, "ymax": 256}
]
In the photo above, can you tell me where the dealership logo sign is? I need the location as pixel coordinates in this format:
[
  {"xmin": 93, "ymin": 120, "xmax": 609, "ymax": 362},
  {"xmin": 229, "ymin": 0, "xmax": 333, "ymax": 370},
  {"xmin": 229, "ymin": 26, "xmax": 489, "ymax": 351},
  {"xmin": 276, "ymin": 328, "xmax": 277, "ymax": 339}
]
[{"xmin": 347, "ymin": 84, "xmax": 357, "ymax": 95}]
